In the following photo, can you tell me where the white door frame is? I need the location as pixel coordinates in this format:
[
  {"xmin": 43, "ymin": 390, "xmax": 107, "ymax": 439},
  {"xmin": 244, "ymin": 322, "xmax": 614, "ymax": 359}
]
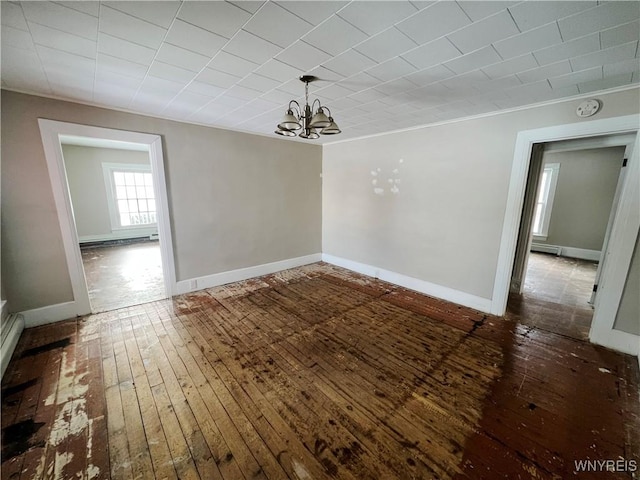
[
  {"xmin": 491, "ymin": 114, "xmax": 639, "ymax": 355},
  {"xmin": 38, "ymin": 119, "xmax": 176, "ymax": 316}
]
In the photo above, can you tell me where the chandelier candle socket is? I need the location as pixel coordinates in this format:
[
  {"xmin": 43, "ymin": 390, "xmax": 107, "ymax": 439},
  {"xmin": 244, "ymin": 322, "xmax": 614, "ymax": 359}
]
[{"xmin": 275, "ymin": 75, "xmax": 341, "ymax": 139}]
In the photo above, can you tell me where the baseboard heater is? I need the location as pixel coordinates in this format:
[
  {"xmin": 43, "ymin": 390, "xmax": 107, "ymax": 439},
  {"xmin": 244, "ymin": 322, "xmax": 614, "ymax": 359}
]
[
  {"xmin": 531, "ymin": 243, "xmax": 562, "ymax": 255},
  {"xmin": 1, "ymin": 313, "xmax": 24, "ymax": 380}
]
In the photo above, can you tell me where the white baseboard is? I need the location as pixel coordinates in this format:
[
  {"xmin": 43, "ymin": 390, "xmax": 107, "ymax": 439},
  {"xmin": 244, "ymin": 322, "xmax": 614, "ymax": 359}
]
[
  {"xmin": 531, "ymin": 243, "xmax": 601, "ymax": 261},
  {"xmin": 175, "ymin": 253, "xmax": 323, "ymax": 295},
  {"xmin": 79, "ymin": 228, "xmax": 157, "ymax": 244},
  {"xmin": 20, "ymin": 301, "xmax": 79, "ymax": 328},
  {"xmin": 321, "ymin": 254, "xmax": 492, "ymax": 314},
  {"xmin": 1, "ymin": 314, "xmax": 25, "ymax": 380},
  {"xmin": 560, "ymin": 246, "xmax": 601, "ymax": 261}
]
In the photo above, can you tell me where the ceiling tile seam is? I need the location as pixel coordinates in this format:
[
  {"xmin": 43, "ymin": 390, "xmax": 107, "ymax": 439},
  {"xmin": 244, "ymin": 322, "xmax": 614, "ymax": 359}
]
[
  {"xmin": 229, "ymin": 1, "xmax": 263, "ymax": 16},
  {"xmin": 24, "ymin": 17, "xmax": 98, "ymax": 47},
  {"xmin": 274, "ymin": 0, "xmax": 351, "ymax": 29},
  {"xmin": 126, "ymin": 0, "xmax": 187, "ymax": 111},
  {"xmin": 92, "ymin": 2, "xmax": 105, "ymax": 102},
  {"xmin": 22, "ymin": 7, "xmax": 98, "ymax": 42},
  {"xmin": 102, "ymin": 0, "xmax": 182, "ymax": 29},
  {"xmin": 53, "ymin": 1, "xmax": 99, "ymax": 18},
  {"xmin": 455, "ymin": 0, "xmax": 475, "ymax": 23},
  {"xmin": 95, "ymin": 34, "xmax": 166, "ymax": 62},
  {"xmin": 27, "ymin": 25, "xmax": 98, "ymax": 62},
  {"xmin": 504, "ymin": 5, "xmax": 523, "ymax": 36},
  {"xmin": 172, "ymin": 1, "xmax": 284, "ymax": 121},
  {"xmin": 20, "ymin": 3, "xmax": 53, "ymax": 95},
  {"xmin": 401, "ymin": 37, "xmax": 465, "ymax": 72},
  {"xmin": 333, "ymin": 11, "xmax": 398, "ymax": 39},
  {"xmin": 100, "ymin": 4, "xmax": 170, "ymax": 36}
]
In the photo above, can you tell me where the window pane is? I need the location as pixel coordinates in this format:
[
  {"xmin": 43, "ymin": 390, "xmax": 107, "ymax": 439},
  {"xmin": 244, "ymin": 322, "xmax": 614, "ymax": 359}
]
[
  {"xmin": 137, "ymin": 185, "xmax": 147, "ymax": 199},
  {"xmin": 532, "ymin": 203, "xmax": 543, "ymax": 234},
  {"xmin": 537, "ymin": 171, "xmax": 549, "ymax": 203},
  {"xmin": 108, "ymin": 168, "xmax": 156, "ymax": 228}
]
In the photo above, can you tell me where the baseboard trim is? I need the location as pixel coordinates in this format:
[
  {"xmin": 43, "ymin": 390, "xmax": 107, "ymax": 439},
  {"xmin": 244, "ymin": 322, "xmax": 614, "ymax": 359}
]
[
  {"xmin": 1, "ymin": 314, "xmax": 25, "ymax": 380},
  {"xmin": 175, "ymin": 253, "xmax": 323, "ymax": 295},
  {"xmin": 321, "ymin": 254, "xmax": 492, "ymax": 314},
  {"xmin": 78, "ymin": 229, "xmax": 157, "ymax": 244},
  {"xmin": 20, "ymin": 301, "xmax": 79, "ymax": 328},
  {"xmin": 561, "ymin": 246, "xmax": 601, "ymax": 262},
  {"xmin": 531, "ymin": 243, "xmax": 601, "ymax": 261}
]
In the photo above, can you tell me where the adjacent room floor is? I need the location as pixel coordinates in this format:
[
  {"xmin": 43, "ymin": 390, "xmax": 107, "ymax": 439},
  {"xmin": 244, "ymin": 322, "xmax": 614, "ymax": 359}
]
[
  {"xmin": 81, "ymin": 241, "xmax": 165, "ymax": 313},
  {"xmin": 512, "ymin": 252, "xmax": 598, "ymax": 341},
  {"xmin": 2, "ymin": 263, "xmax": 638, "ymax": 479}
]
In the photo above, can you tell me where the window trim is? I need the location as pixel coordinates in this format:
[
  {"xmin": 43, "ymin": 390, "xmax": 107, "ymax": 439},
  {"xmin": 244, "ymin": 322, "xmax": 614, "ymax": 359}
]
[
  {"xmin": 532, "ymin": 162, "xmax": 560, "ymax": 240},
  {"xmin": 102, "ymin": 162, "xmax": 157, "ymax": 231}
]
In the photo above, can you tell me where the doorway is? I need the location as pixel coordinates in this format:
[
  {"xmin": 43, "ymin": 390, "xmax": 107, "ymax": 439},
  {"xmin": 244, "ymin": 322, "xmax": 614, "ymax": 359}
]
[
  {"xmin": 491, "ymin": 114, "xmax": 640, "ymax": 355},
  {"xmin": 510, "ymin": 141, "xmax": 629, "ymax": 340},
  {"xmin": 60, "ymin": 139, "xmax": 166, "ymax": 312},
  {"xmin": 39, "ymin": 120, "xmax": 176, "ymax": 317}
]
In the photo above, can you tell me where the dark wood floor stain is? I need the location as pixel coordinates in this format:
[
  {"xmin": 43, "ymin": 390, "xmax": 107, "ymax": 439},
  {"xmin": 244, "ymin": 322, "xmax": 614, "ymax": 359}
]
[
  {"xmin": 1, "ymin": 262, "xmax": 638, "ymax": 480},
  {"xmin": 18, "ymin": 338, "xmax": 71, "ymax": 359}
]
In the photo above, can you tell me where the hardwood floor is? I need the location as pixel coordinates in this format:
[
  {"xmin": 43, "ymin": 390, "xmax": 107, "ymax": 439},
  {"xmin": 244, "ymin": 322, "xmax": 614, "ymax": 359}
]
[
  {"xmin": 81, "ymin": 241, "xmax": 164, "ymax": 313},
  {"xmin": 2, "ymin": 263, "xmax": 638, "ymax": 479},
  {"xmin": 515, "ymin": 252, "xmax": 598, "ymax": 342}
]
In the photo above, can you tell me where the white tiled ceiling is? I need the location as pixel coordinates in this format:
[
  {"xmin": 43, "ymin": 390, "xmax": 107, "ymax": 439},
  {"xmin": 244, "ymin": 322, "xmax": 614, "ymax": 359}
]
[{"xmin": 1, "ymin": 0, "xmax": 639, "ymax": 143}]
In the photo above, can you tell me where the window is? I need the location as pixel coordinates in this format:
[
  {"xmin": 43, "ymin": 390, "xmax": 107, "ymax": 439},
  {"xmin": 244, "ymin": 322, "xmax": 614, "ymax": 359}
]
[
  {"xmin": 532, "ymin": 162, "xmax": 560, "ymax": 239},
  {"xmin": 103, "ymin": 163, "xmax": 156, "ymax": 229}
]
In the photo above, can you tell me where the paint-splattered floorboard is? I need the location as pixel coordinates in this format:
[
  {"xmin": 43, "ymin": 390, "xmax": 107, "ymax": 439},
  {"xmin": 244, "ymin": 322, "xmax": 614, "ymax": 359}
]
[{"xmin": 1, "ymin": 263, "xmax": 638, "ymax": 479}]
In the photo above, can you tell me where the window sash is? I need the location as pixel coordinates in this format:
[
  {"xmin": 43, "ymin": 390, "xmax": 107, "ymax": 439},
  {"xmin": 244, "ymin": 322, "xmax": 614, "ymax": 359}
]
[
  {"xmin": 103, "ymin": 163, "xmax": 157, "ymax": 230},
  {"xmin": 532, "ymin": 163, "xmax": 560, "ymax": 238}
]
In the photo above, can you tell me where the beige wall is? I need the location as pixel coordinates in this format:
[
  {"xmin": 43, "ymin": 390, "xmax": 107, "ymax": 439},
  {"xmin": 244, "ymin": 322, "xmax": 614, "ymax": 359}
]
[
  {"xmin": 323, "ymin": 87, "xmax": 640, "ymax": 302},
  {"xmin": 614, "ymin": 231, "xmax": 640, "ymax": 335},
  {"xmin": 1, "ymin": 90, "xmax": 322, "ymax": 312},
  {"xmin": 63, "ymin": 145, "xmax": 154, "ymax": 241},
  {"xmin": 538, "ymin": 147, "xmax": 624, "ymax": 251}
]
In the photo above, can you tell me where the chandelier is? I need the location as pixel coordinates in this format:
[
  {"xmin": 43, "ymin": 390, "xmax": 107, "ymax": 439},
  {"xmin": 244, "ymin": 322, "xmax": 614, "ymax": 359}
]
[{"xmin": 275, "ymin": 75, "xmax": 341, "ymax": 139}]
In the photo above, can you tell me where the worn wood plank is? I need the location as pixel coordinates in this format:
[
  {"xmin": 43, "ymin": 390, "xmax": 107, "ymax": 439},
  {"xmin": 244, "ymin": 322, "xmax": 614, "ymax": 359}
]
[{"xmin": 2, "ymin": 263, "xmax": 638, "ymax": 480}]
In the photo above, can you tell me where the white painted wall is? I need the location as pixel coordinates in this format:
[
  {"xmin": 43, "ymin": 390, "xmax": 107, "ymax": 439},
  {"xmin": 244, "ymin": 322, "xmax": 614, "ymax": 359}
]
[{"xmin": 323, "ymin": 88, "xmax": 640, "ymax": 309}]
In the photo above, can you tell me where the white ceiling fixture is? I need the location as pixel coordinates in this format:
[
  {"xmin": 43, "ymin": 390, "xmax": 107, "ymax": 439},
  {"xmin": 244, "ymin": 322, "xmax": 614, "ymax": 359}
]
[
  {"xmin": 276, "ymin": 75, "xmax": 340, "ymax": 139},
  {"xmin": 1, "ymin": 1, "xmax": 639, "ymax": 143}
]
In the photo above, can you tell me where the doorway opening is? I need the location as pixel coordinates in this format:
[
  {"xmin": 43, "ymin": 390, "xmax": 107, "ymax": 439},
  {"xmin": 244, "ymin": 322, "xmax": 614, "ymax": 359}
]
[
  {"xmin": 39, "ymin": 120, "xmax": 176, "ymax": 318},
  {"xmin": 508, "ymin": 135, "xmax": 634, "ymax": 341},
  {"xmin": 60, "ymin": 138, "xmax": 165, "ymax": 312}
]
